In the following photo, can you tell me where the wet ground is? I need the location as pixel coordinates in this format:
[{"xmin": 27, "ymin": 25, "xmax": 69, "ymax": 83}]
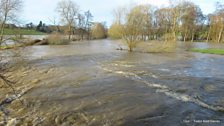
[{"xmin": 0, "ymin": 39, "xmax": 224, "ymax": 126}]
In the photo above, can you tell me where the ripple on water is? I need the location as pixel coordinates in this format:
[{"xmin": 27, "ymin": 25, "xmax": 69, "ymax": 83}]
[{"xmin": 101, "ymin": 65, "xmax": 224, "ymax": 113}]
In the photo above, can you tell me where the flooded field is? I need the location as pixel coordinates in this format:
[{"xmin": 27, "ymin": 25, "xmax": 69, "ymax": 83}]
[{"xmin": 0, "ymin": 39, "xmax": 224, "ymax": 126}]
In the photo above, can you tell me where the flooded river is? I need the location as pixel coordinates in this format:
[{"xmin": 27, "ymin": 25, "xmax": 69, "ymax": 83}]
[{"xmin": 0, "ymin": 40, "xmax": 224, "ymax": 126}]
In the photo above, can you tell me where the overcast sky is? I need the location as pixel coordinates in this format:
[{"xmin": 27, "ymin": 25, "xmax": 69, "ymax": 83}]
[{"xmin": 21, "ymin": 0, "xmax": 220, "ymax": 26}]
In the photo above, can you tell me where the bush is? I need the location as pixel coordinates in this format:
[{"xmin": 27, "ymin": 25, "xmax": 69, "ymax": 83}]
[
  {"xmin": 108, "ymin": 23, "xmax": 122, "ymax": 39},
  {"xmin": 91, "ymin": 23, "xmax": 107, "ymax": 39},
  {"xmin": 46, "ymin": 33, "xmax": 69, "ymax": 45}
]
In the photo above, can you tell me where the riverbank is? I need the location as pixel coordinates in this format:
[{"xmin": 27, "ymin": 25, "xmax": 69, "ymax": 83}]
[
  {"xmin": 191, "ymin": 48, "xmax": 224, "ymax": 55},
  {"xmin": 3, "ymin": 28, "xmax": 46, "ymax": 35}
]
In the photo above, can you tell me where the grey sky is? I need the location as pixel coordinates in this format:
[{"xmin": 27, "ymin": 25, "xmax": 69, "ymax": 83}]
[{"xmin": 22, "ymin": 0, "xmax": 219, "ymax": 26}]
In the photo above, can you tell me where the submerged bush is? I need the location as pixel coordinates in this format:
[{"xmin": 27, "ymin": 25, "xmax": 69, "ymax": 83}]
[
  {"xmin": 137, "ymin": 41, "xmax": 176, "ymax": 53},
  {"xmin": 46, "ymin": 33, "xmax": 69, "ymax": 45}
]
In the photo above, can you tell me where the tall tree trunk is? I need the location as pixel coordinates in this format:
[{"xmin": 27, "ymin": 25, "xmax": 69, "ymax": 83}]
[
  {"xmin": 184, "ymin": 32, "xmax": 187, "ymax": 42},
  {"xmin": 81, "ymin": 31, "xmax": 84, "ymax": 40},
  {"xmin": 57, "ymin": 25, "xmax": 60, "ymax": 32},
  {"xmin": 191, "ymin": 33, "xmax": 195, "ymax": 42},
  {"xmin": 127, "ymin": 41, "xmax": 133, "ymax": 52},
  {"xmin": 218, "ymin": 25, "xmax": 224, "ymax": 43},
  {"xmin": 0, "ymin": 17, "xmax": 7, "ymax": 41},
  {"xmin": 206, "ymin": 27, "xmax": 211, "ymax": 42},
  {"xmin": 0, "ymin": 23, "xmax": 6, "ymax": 41},
  {"xmin": 172, "ymin": 10, "xmax": 178, "ymax": 42},
  {"xmin": 173, "ymin": 32, "xmax": 176, "ymax": 41},
  {"xmin": 68, "ymin": 25, "xmax": 71, "ymax": 40}
]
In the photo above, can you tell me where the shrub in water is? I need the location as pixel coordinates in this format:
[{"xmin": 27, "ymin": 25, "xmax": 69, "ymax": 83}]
[{"xmin": 46, "ymin": 33, "xmax": 69, "ymax": 45}]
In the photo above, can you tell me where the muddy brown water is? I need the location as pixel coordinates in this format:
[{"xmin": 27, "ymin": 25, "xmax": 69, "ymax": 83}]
[{"xmin": 0, "ymin": 39, "xmax": 224, "ymax": 126}]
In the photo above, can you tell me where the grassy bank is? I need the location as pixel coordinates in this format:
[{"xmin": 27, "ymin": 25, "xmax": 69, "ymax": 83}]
[
  {"xmin": 191, "ymin": 48, "xmax": 224, "ymax": 55},
  {"xmin": 0, "ymin": 45, "xmax": 19, "ymax": 50},
  {"xmin": 3, "ymin": 28, "xmax": 46, "ymax": 35}
]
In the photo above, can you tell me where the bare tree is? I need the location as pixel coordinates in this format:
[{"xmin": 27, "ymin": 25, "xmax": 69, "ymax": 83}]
[
  {"xmin": 91, "ymin": 22, "xmax": 107, "ymax": 39},
  {"xmin": 207, "ymin": 2, "xmax": 224, "ymax": 43},
  {"xmin": 169, "ymin": 0, "xmax": 181, "ymax": 41},
  {"xmin": 155, "ymin": 7, "xmax": 172, "ymax": 40},
  {"xmin": 113, "ymin": 7, "xmax": 126, "ymax": 25},
  {"xmin": 48, "ymin": 17, "xmax": 61, "ymax": 32},
  {"xmin": 109, "ymin": 0, "xmax": 217, "ymax": 45},
  {"xmin": 179, "ymin": 1, "xmax": 204, "ymax": 42},
  {"xmin": 76, "ymin": 13, "xmax": 86, "ymax": 40},
  {"xmin": 0, "ymin": 0, "xmax": 23, "ymax": 42},
  {"xmin": 122, "ymin": 5, "xmax": 149, "ymax": 52},
  {"xmin": 108, "ymin": 7, "xmax": 126, "ymax": 39},
  {"xmin": 56, "ymin": 0, "xmax": 79, "ymax": 40},
  {"xmin": 0, "ymin": 0, "xmax": 23, "ymax": 105},
  {"xmin": 154, "ymin": 0, "xmax": 181, "ymax": 42},
  {"xmin": 206, "ymin": 14, "xmax": 212, "ymax": 42},
  {"xmin": 84, "ymin": 10, "xmax": 93, "ymax": 40},
  {"xmin": 76, "ymin": 11, "xmax": 93, "ymax": 40},
  {"xmin": 138, "ymin": 5, "xmax": 155, "ymax": 41},
  {"xmin": 216, "ymin": 2, "xmax": 224, "ymax": 43}
]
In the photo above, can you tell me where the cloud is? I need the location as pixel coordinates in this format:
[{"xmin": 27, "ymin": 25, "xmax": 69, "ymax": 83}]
[
  {"xmin": 138, "ymin": 0, "xmax": 169, "ymax": 6},
  {"xmin": 21, "ymin": 0, "xmax": 217, "ymax": 26}
]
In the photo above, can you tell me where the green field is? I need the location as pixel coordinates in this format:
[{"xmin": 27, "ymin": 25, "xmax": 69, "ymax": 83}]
[
  {"xmin": 3, "ymin": 28, "xmax": 46, "ymax": 35},
  {"xmin": 191, "ymin": 48, "xmax": 224, "ymax": 55}
]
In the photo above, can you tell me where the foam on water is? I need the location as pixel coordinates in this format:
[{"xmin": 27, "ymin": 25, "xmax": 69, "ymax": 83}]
[{"xmin": 101, "ymin": 65, "xmax": 224, "ymax": 112}]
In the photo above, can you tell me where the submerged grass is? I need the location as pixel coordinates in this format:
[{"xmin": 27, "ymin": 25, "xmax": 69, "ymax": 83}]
[{"xmin": 190, "ymin": 48, "xmax": 224, "ymax": 55}]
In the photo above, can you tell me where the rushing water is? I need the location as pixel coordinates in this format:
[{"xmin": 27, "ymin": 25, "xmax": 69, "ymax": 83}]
[{"xmin": 0, "ymin": 39, "xmax": 224, "ymax": 126}]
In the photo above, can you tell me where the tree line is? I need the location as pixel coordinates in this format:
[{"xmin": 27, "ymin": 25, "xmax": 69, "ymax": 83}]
[
  {"xmin": 54, "ymin": 0, "xmax": 107, "ymax": 40},
  {"xmin": 108, "ymin": 0, "xmax": 224, "ymax": 46},
  {"xmin": 0, "ymin": 0, "xmax": 107, "ymax": 43}
]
